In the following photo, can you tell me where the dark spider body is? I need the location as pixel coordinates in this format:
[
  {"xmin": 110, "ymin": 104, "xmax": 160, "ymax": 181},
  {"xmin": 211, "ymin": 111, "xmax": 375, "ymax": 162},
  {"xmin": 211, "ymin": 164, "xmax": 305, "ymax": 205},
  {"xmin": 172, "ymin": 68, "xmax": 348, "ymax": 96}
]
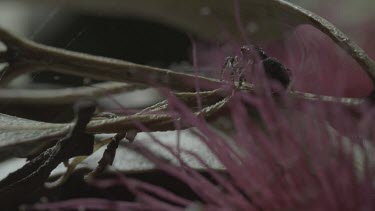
[{"xmin": 242, "ymin": 45, "xmax": 291, "ymax": 88}]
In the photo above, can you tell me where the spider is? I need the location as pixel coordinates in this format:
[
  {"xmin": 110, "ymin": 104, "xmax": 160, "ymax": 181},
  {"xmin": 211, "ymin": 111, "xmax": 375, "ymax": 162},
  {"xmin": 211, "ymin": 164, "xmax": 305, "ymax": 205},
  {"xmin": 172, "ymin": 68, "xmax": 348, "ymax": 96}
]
[{"xmin": 221, "ymin": 45, "xmax": 291, "ymax": 89}]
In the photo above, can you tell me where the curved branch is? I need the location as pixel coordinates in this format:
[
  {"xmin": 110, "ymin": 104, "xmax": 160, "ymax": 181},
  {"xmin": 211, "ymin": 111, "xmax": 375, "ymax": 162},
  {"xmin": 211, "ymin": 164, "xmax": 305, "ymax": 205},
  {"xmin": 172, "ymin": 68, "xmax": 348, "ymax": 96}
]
[
  {"xmin": 0, "ymin": 27, "xmax": 227, "ymax": 92},
  {"xmin": 0, "ymin": 79, "xmax": 365, "ymax": 107},
  {"xmin": 278, "ymin": 0, "xmax": 375, "ymax": 86},
  {"xmin": 290, "ymin": 91, "xmax": 364, "ymax": 106},
  {"xmin": 0, "ymin": 82, "xmax": 146, "ymax": 105},
  {"xmin": 86, "ymin": 95, "xmax": 231, "ymax": 134}
]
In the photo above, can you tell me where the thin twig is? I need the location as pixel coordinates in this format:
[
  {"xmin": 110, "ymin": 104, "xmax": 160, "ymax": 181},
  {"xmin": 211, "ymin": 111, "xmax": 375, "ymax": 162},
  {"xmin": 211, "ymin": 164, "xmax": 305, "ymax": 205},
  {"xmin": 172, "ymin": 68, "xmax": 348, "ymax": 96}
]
[
  {"xmin": 86, "ymin": 133, "xmax": 127, "ymax": 179},
  {"xmin": 0, "ymin": 82, "xmax": 145, "ymax": 105},
  {"xmin": 290, "ymin": 91, "xmax": 365, "ymax": 106},
  {"xmin": 0, "ymin": 78, "xmax": 365, "ymax": 108}
]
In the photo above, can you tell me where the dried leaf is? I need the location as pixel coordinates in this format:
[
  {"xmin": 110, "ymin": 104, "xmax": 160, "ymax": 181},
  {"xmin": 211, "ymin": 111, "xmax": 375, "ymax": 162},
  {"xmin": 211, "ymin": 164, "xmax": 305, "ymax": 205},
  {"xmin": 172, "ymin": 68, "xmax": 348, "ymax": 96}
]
[
  {"xmin": 0, "ymin": 91, "xmax": 229, "ymax": 158},
  {"xmin": 0, "ymin": 113, "xmax": 70, "ymax": 158},
  {"xmin": 0, "ymin": 99, "xmax": 95, "ymax": 208}
]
